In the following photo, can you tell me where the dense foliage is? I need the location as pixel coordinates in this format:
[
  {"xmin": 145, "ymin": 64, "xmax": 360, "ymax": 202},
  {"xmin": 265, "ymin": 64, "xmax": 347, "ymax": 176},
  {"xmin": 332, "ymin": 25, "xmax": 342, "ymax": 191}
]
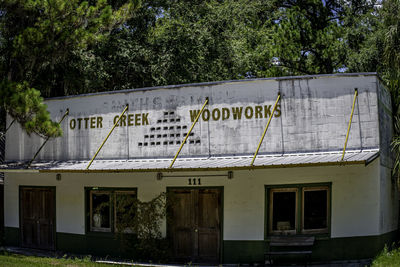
[
  {"xmin": 2, "ymin": 0, "xmax": 400, "ymax": 169},
  {"xmin": 0, "ymin": 0, "xmax": 139, "ymax": 135},
  {"xmin": 115, "ymin": 192, "xmax": 171, "ymax": 261}
]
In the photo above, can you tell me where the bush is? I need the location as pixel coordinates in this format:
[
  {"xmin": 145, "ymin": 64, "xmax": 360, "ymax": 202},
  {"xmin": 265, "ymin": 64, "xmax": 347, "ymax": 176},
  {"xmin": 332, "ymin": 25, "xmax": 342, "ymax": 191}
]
[
  {"xmin": 371, "ymin": 245, "xmax": 400, "ymax": 267},
  {"xmin": 116, "ymin": 192, "xmax": 172, "ymax": 262}
]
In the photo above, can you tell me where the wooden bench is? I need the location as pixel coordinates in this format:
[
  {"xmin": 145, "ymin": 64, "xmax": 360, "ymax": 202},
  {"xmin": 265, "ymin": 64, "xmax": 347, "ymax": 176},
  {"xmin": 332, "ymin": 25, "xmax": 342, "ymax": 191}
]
[{"xmin": 265, "ymin": 236, "xmax": 315, "ymax": 266}]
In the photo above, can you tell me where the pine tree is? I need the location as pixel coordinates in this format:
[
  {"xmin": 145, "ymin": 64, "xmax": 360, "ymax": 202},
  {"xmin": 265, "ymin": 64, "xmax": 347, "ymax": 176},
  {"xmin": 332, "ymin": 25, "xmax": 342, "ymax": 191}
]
[{"xmin": 0, "ymin": 0, "xmax": 139, "ymax": 136}]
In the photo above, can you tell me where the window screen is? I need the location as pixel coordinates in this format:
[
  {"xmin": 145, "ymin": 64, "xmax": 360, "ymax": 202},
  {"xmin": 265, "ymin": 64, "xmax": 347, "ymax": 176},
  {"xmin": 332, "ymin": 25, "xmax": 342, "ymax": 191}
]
[
  {"xmin": 303, "ymin": 188, "xmax": 328, "ymax": 231},
  {"xmin": 271, "ymin": 190, "xmax": 297, "ymax": 232},
  {"xmin": 91, "ymin": 192, "xmax": 111, "ymax": 231}
]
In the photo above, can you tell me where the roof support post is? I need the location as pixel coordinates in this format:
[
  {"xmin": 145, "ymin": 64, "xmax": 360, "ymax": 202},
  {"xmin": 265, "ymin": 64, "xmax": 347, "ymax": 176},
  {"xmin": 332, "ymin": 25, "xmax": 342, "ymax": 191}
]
[
  {"xmin": 86, "ymin": 104, "xmax": 129, "ymax": 170},
  {"xmin": 27, "ymin": 109, "xmax": 70, "ymax": 168},
  {"xmin": 250, "ymin": 93, "xmax": 281, "ymax": 166},
  {"xmin": 169, "ymin": 97, "xmax": 209, "ymax": 169},
  {"xmin": 341, "ymin": 88, "xmax": 358, "ymax": 161}
]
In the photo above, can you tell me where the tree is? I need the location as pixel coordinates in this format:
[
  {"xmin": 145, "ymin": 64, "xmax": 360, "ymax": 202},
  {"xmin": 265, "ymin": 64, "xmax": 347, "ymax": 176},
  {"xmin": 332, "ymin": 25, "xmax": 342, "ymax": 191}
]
[
  {"xmin": 252, "ymin": 0, "xmax": 377, "ymax": 76},
  {"xmin": 68, "ymin": 0, "xmax": 379, "ymax": 90},
  {"xmin": 0, "ymin": 0, "xmax": 139, "ymax": 136},
  {"xmin": 376, "ymin": 0, "xmax": 400, "ymax": 173},
  {"xmin": 1, "ymin": 0, "xmax": 384, "ymax": 137},
  {"xmin": 146, "ymin": 0, "xmax": 377, "ymax": 82}
]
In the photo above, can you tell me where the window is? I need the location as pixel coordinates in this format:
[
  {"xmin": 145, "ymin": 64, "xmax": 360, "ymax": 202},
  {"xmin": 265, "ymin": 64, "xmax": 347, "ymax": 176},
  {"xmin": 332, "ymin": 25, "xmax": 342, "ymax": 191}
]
[
  {"xmin": 267, "ymin": 184, "xmax": 330, "ymax": 235},
  {"xmin": 302, "ymin": 187, "xmax": 328, "ymax": 233},
  {"xmin": 90, "ymin": 191, "xmax": 111, "ymax": 232},
  {"xmin": 88, "ymin": 188, "xmax": 136, "ymax": 233},
  {"xmin": 270, "ymin": 188, "xmax": 298, "ymax": 234},
  {"xmin": 114, "ymin": 191, "xmax": 136, "ymax": 233}
]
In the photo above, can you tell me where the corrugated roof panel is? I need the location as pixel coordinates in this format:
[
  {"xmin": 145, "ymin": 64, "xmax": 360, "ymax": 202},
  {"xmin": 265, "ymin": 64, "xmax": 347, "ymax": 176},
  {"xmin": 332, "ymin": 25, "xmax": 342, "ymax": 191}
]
[{"xmin": 0, "ymin": 149, "xmax": 379, "ymax": 172}]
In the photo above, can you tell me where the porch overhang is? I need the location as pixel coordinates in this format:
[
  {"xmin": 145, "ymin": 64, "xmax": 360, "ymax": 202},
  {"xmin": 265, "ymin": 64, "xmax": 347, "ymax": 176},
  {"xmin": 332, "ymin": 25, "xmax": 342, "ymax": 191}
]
[{"xmin": 0, "ymin": 149, "xmax": 379, "ymax": 173}]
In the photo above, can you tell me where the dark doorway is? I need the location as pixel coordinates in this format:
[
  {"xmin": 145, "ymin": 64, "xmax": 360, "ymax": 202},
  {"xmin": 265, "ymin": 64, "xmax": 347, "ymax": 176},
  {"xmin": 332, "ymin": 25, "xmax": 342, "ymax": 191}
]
[
  {"xmin": 168, "ymin": 188, "xmax": 222, "ymax": 263},
  {"xmin": 20, "ymin": 187, "xmax": 55, "ymax": 250}
]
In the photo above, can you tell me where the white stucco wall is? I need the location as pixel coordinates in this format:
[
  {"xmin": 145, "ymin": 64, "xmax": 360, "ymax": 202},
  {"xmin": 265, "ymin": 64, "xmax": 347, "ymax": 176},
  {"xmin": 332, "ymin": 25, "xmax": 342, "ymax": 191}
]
[
  {"xmin": 4, "ymin": 159, "xmax": 387, "ymax": 240},
  {"xmin": 5, "ymin": 74, "xmax": 379, "ymax": 161},
  {"xmin": 379, "ymin": 165, "xmax": 398, "ymax": 233}
]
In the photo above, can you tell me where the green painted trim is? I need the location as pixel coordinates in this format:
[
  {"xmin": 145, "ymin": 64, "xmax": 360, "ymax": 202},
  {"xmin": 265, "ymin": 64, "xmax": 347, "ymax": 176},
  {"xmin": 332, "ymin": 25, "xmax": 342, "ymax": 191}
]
[
  {"xmin": 311, "ymin": 230, "xmax": 398, "ymax": 262},
  {"xmin": 264, "ymin": 183, "xmax": 332, "ymax": 239},
  {"xmin": 223, "ymin": 240, "xmax": 265, "ymax": 263},
  {"xmin": 56, "ymin": 232, "xmax": 139, "ymax": 258},
  {"xmin": 4, "ymin": 227, "xmax": 19, "ymax": 246},
  {"xmin": 5, "ymin": 229, "xmax": 398, "ymax": 263},
  {"xmin": 84, "ymin": 187, "xmax": 137, "ymax": 235},
  {"xmin": 265, "ymin": 182, "xmax": 333, "ymax": 189},
  {"xmin": 86, "ymin": 187, "xmax": 139, "ymax": 191},
  {"xmin": 56, "ymin": 232, "xmax": 86, "ymax": 254},
  {"xmin": 224, "ymin": 230, "xmax": 398, "ymax": 264}
]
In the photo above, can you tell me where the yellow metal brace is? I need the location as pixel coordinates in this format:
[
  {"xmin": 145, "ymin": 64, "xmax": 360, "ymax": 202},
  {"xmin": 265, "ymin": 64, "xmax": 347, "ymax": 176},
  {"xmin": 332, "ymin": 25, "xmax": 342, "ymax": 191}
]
[
  {"xmin": 250, "ymin": 93, "xmax": 281, "ymax": 167},
  {"xmin": 4, "ymin": 119, "xmax": 15, "ymax": 133},
  {"xmin": 86, "ymin": 104, "xmax": 129, "ymax": 170},
  {"xmin": 27, "ymin": 109, "xmax": 70, "ymax": 168},
  {"xmin": 0, "ymin": 119, "xmax": 15, "ymax": 138},
  {"xmin": 169, "ymin": 98, "xmax": 209, "ymax": 169},
  {"xmin": 341, "ymin": 88, "xmax": 358, "ymax": 161}
]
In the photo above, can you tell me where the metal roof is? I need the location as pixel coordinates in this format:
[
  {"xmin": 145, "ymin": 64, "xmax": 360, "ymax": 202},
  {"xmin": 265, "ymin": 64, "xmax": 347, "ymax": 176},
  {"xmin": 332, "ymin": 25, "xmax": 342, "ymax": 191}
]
[{"xmin": 0, "ymin": 149, "xmax": 379, "ymax": 173}]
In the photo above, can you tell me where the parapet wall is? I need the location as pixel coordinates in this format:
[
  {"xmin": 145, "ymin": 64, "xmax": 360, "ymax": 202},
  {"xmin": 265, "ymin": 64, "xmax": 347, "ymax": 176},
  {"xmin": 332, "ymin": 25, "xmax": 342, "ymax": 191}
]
[{"xmin": 5, "ymin": 74, "xmax": 382, "ymax": 161}]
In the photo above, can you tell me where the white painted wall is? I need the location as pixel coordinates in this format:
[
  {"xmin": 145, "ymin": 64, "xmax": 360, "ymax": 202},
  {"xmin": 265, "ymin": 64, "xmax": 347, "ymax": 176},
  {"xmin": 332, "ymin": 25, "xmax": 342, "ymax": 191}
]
[
  {"xmin": 379, "ymin": 165, "xmax": 399, "ymax": 233},
  {"xmin": 5, "ymin": 74, "xmax": 379, "ymax": 161},
  {"xmin": 4, "ymin": 159, "xmax": 385, "ymax": 239}
]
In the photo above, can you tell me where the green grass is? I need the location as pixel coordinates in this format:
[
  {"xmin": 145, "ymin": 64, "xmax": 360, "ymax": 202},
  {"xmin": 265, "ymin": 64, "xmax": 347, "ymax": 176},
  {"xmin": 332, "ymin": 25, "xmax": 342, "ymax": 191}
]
[
  {"xmin": 0, "ymin": 251, "xmax": 124, "ymax": 267},
  {"xmin": 371, "ymin": 246, "xmax": 400, "ymax": 267}
]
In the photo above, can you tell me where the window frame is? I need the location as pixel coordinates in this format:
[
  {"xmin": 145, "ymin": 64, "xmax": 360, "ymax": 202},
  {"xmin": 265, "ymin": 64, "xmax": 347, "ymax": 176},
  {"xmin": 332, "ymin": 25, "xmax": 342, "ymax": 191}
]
[
  {"xmin": 90, "ymin": 190, "xmax": 112, "ymax": 232},
  {"xmin": 269, "ymin": 188, "xmax": 298, "ymax": 235},
  {"xmin": 301, "ymin": 186, "xmax": 330, "ymax": 234},
  {"xmin": 265, "ymin": 183, "xmax": 331, "ymax": 238},
  {"xmin": 86, "ymin": 187, "xmax": 137, "ymax": 234}
]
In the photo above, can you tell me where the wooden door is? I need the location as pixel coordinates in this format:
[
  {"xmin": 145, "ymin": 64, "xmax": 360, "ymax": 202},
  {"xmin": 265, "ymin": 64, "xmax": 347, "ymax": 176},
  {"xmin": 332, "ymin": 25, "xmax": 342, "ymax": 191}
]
[
  {"xmin": 169, "ymin": 188, "xmax": 221, "ymax": 263},
  {"xmin": 20, "ymin": 187, "xmax": 55, "ymax": 250}
]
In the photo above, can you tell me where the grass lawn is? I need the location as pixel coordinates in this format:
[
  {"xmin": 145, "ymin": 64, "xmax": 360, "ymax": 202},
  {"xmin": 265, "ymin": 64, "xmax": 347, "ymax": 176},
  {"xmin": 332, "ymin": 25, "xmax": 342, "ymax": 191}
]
[
  {"xmin": 0, "ymin": 251, "xmax": 124, "ymax": 267},
  {"xmin": 371, "ymin": 246, "xmax": 400, "ymax": 267}
]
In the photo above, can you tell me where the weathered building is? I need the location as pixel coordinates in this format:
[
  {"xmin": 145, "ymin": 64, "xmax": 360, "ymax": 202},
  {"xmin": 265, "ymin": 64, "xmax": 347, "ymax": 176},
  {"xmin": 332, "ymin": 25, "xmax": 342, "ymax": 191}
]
[{"xmin": 0, "ymin": 73, "xmax": 397, "ymax": 263}]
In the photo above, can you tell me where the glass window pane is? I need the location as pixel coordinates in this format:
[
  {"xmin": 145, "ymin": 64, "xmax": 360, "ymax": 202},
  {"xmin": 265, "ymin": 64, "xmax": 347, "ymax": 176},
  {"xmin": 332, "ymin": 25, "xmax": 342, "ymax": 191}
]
[
  {"xmin": 92, "ymin": 193, "xmax": 110, "ymax": 229},
  {"xmin": 115, "ymin": 192, "xmax": 136, "ymax": 233},
  {"xmin": 272, "ymin": 191, "xmax": 296, "ymax": 231},
  {"xmin": 303, "ymin": 190, "xmax": 327, "ymax": 230}
]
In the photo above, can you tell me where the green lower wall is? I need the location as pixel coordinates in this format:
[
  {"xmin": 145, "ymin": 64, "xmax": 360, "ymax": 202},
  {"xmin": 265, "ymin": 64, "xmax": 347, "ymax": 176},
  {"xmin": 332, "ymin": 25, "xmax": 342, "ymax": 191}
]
[
  {"xmin": 4, "ymin": 227, "xmax": 135, "ymax": 258},
  {"xmin": 4, "ymin": 227, "xmax": 398, "ymax": 263},
  {"xmin": 57, "ymin": 232, "xmax": 138, "ymax": 258},
  {"xmin": 4, "ymin": 227, "xmax": 19, "ymax": 246},
  {"xmin": 223, "ymin": 230, "xmax": 399, "ymax": 263},
  {"xmin": 223, "ymin": 240, "xmax": 266, "ymax": 263}
]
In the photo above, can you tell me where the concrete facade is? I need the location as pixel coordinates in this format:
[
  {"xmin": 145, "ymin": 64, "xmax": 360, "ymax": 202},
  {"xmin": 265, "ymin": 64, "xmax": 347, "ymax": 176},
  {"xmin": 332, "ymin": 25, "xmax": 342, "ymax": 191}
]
[
  {"xmin": 6, "ymin": 74, "xmax": 379, "ymax": 161},
  {"xmin": 1, "ymin": 73, "xmax": 398, "ymax": 263},
  {"xmin": 3, "ymin": 160, "xmax": 387, "ymax": 238}
]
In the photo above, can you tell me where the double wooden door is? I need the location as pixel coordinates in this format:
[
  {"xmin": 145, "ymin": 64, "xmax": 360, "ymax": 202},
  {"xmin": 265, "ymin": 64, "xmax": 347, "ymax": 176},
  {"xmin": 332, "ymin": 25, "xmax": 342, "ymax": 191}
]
[
  {"xmin": 20, "ymin": 187, "xmax": 55, "ymax": 250},
  {"xmin": 168, "ymin": 188, "xmax": 222, "ymax": 263}
]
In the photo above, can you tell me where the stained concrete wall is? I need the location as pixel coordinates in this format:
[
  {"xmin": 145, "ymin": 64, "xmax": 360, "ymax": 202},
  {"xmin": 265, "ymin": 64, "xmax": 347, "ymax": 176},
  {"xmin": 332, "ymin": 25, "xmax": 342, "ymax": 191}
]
[
  {"xmin": 379, "ymin": 165, "xmax": 398, "ymax": 234},
  {"xmin": 377, "ymin": 79, "xmax": 393, "ymax": 168},
  {"xmin": 5, "ymin": 74, "xmax": 380, "ymax": 161},
  {"xmin": 375, "ymin": 79, "xmax": 398, "ymax": 234},
  {"xmin": 4, "ymin": 159, "xmax": 386, "ymax": 239}
]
